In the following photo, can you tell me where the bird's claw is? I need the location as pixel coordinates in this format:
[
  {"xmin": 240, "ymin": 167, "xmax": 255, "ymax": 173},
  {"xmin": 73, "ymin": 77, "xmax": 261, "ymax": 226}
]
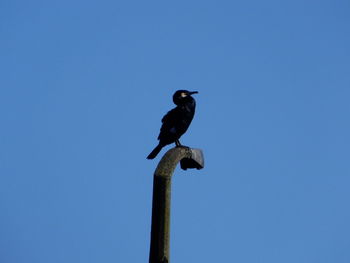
[{"xmin": 176, "ymin": 145, "xmax": 190, "ymax": 150}]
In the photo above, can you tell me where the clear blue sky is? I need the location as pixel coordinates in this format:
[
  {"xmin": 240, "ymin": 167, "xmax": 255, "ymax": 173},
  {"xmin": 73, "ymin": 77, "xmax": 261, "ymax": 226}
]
[{"xmin": 1, "ymin": 1, "xmax": 349, "ymax": 262}]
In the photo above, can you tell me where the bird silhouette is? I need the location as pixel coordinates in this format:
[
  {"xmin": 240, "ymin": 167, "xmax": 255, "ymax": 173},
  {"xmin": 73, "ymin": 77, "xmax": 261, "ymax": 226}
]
[{"xmin": 147, "ymin": 90, "xmax": 198, "ymax": 159}]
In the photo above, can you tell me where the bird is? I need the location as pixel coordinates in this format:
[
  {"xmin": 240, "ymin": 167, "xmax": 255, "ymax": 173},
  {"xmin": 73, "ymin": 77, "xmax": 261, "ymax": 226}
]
[{"xmin": 147, "ymin": 90, "xmax": 198, "ymax": 159}]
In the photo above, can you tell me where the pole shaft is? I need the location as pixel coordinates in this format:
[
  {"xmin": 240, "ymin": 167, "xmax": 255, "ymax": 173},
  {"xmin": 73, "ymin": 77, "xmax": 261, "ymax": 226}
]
[
  {"xmin": 149, "ymin": 175, "xmax": 171, "ymax": 263},
  {"xmin": 148, "ymin": 147, "xmax": 192, "ymax": 263}
]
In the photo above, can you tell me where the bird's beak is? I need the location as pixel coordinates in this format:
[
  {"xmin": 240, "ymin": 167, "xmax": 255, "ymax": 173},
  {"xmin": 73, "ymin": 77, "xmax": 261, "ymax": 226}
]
[{"xmin": 189, "ymin": 91, "xmax": 198, "ymax": 95}]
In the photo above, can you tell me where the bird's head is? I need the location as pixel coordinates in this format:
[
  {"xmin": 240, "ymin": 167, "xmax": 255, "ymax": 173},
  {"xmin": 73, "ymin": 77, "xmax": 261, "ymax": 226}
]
[{"xmin": 173, "ymin": 90, "xmax": 198, "ymax": 105}]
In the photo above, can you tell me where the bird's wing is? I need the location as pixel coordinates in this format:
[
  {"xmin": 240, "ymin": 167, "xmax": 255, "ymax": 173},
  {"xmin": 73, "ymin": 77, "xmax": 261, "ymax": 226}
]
[
  {"xmin": 158, "ymin": 107, "xmax": 179, "ymax": 139},
  {"xmin": 161, "ymin": 107, "xmax": 178, "ymax": 124}
]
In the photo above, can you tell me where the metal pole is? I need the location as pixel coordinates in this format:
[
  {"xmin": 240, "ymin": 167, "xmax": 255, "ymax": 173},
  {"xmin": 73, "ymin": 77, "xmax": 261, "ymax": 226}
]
[{"xmin": 149, "ymin": 147, "xmax": 204, "ymax": 263}]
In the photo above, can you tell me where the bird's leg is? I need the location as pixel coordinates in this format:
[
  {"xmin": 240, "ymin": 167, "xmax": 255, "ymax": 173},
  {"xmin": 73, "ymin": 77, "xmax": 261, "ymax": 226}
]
[
  {"xmin": 175, "ymin": 139, "xmax": 190, "ymax": 149},
  {"xmin": 175, "ymin": 139, "xmax": 182, "ymax": 147}
]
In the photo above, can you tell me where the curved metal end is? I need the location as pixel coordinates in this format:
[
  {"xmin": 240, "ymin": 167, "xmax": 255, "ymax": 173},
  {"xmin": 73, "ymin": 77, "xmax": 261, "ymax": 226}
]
[
  {"xmin": 180, "ymin": 148, "xmax": 205, "ymax": 170},
  {"xmin": 154, "ymin": 147, "xmax": 204, "ymax": 177}
]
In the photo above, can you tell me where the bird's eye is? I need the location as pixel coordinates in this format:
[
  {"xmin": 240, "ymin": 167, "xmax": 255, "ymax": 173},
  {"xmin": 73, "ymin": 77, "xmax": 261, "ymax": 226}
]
[{"xmin": 180, "ymin": 92, "xmax": 187, "ymax": 97}]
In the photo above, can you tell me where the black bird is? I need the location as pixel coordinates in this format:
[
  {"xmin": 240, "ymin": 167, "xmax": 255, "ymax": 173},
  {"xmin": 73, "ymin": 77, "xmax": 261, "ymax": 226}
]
[{"xmin": 147, "ymin": 90, "xmax": 198, "ymax": 159}]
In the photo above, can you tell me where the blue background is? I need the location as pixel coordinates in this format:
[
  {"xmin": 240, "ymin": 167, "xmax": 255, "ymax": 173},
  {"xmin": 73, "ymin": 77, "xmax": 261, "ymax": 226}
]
[{"xmin": 1, "ymin": 1, "xmax": 349, "ymax": 262}]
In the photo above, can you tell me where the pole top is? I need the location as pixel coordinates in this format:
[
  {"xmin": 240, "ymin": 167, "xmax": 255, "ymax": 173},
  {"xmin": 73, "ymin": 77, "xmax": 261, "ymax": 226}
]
[{"xmin": 154, "ymin": 147, "xmax": 204, "ymax": 178}]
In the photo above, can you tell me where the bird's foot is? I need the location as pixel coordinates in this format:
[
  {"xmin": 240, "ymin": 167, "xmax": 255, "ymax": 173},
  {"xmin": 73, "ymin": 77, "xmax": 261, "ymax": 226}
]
[
  {"xmin": 176, "ymin": 144, "xmax": 190, "ymax": 150},
  {"xmin": 179, "ymin": 145, "xmax": 190, "ymax": 150}
]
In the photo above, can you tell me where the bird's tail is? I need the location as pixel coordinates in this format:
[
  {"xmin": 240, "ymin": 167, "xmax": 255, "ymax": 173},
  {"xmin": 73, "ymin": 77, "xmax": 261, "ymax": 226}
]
[{"xmin": 147, "ymin": 144, "xmax": 163, "ymax": 159}]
